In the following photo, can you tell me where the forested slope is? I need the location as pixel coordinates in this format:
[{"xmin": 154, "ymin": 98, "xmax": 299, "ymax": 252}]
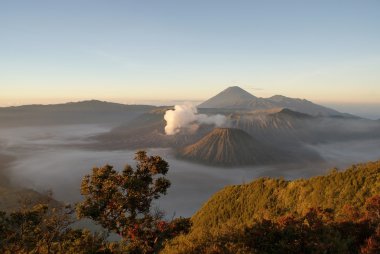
[
  {"xmin": 192, "ymin": 161, "xmax": 380, "ymax": 229},
  {"xmin": 163, "ymin": 161, "xmax": 380, "ymax": 254}
]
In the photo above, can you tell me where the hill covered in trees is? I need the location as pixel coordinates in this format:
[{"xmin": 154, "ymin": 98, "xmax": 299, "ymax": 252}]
[
  {"xmin": 163, "ymin": 160, "xmax": 380, "ymax": 253},
  {"xmin": 192, "ymin": 161, "xmax": 380, "ymax": 229}
]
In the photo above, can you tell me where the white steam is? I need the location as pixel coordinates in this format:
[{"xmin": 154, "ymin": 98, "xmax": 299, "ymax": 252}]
[{"xmin": 164, "ymin": 105, "xmax": 226, "ymax": 135}]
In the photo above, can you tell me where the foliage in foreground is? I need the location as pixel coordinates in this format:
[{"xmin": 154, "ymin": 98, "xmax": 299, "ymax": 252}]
[
  {"xmin": 162, "ymin": 160, "xmax": 380, "ymax": 253},
  {"xmin": 162, "ymin": 195, "xmax": 380, "ymax": 254},
  {"xmin": 76, "ymin": 151, "xmax": 190, "ymax": 253},
  {"xmin": 192, "ymin": 161, "xmax": 380, "ymax": 230},
  {"xmin": 0, "ymin": 202, "xmax": 110, "ymax": 253}
]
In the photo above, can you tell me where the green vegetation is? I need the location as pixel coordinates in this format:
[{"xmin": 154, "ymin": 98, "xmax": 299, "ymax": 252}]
[
  {"xmin": 0, "ymin": 155, "xmax": 379, "ymax": 253},
  {"xmin": 162, "ymin": 196, "xmax": 380, "ymax": 253},
  {"xmin": 192, "ymin": 161, "xmax": 380, "ymax": 230},
  {"xmin": 162, "ymin": 161, "xmax": 380, "ymax": 253},
  {"xmin": 0, "ymin": 200, "xmax": 110, "ymax": 253}
]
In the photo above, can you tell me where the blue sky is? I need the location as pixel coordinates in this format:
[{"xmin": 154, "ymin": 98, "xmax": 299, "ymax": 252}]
[{"xmin": 1, "ymin": 0, "xmax": 379, "ymax": 109}]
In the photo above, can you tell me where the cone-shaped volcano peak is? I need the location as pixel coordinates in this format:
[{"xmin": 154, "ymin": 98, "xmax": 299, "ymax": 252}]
[
  {"xmin": 178, "ymin": 127, "xmax": 275, "ymax": 166},
  {"xmin": 198, "ymin": 86, "xmax": 256, "ymax": 109},
  {"xmin": 221, "ymin": 86, "xmax": 257, "ymax": 98}
]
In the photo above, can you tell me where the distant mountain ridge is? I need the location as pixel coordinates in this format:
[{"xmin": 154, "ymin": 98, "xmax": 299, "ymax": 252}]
[
  {"xmin": 198, "ymin": 86, "xmax": 343, "ymax": 117},
  {"xmin": 0, "ymin": 100, "xmax": 156, "ymax": 127},
  {"xmin": 0, "ymin": 100, "xmax": 154, "ymax": 112}
]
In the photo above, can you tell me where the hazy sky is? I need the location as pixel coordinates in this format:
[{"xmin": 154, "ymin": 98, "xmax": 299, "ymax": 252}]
[{"xmin": 1, "ymin": 0, "xmax": 380, "ymax": 106}]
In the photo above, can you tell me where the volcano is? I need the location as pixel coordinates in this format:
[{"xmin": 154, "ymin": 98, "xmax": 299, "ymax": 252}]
[
  {"xmin": 198, "ymin": 86, "xmax": 344, "ymax": 116},
  {"xmin": 178, "ymin": 128, "xmax": 277, "ymax": 166},
  {"xmin": 198, "ymin": 86, "xmax": 260, "ymax": 109}
]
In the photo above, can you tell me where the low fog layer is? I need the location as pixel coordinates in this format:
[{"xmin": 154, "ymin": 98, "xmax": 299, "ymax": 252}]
[
  {"xmin": 323, "ymin": 103, "xmax": 380, "ymax": 120},
  {"xmin": 1, "ymin": 124, "xmax": 380, "ymax": 217}
]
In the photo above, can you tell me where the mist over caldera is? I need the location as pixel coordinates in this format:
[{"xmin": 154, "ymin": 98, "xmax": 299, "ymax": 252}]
[{"xmin": 1, "ymin": 86, "xmax": 380, "ymax": 216}]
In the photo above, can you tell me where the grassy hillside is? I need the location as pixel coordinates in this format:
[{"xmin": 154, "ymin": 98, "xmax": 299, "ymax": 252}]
[
  {"xmin": 163, "ymin": 161, "xmax": 380, "ymax": 253},
  {"xmin": 193, "ymin": 161, "xmax": 379, "ymax": 229}
]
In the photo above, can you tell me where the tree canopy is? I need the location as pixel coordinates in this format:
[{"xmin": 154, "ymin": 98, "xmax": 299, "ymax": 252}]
[{"xmin": 76, "ymin": 150, "xmax": 190, "ymax": 253}]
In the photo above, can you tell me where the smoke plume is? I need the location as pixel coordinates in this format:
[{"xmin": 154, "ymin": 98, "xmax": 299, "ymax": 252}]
[{"xmin": 164, "ymin": 105, "xmax": 226, "ymax": 135}]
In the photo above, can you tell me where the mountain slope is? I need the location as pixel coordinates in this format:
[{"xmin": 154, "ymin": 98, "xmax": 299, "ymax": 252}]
[
  {"xmin": 162, "ymin": 161, "xmax": 380, "ymax": 254},
  {"xmin": 178, "ymin": 128, "xmax": 278, "ymax": 166},
  {"xmin": 191, "ymin": 160, "xmax": 380, "ymax": 230},
  {"xmin": 268, "ymin": 95, "xmax": 341, "ymax": 116}
]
